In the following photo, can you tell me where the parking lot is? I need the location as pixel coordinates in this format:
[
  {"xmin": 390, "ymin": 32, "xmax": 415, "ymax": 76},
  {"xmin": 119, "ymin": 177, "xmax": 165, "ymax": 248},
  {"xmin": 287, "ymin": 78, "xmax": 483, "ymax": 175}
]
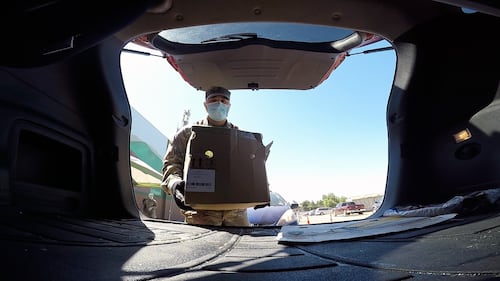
[{"xmin": 298, "ymin": 211, "xmax": 373, "ymax": 225}]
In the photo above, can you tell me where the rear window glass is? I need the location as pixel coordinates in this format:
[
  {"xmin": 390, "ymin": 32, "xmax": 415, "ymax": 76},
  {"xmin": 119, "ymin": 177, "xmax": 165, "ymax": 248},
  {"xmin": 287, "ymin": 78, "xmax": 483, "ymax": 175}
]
[{"xmin": 159, "ymin": 22, "xmax": 354, "ymax": 44}]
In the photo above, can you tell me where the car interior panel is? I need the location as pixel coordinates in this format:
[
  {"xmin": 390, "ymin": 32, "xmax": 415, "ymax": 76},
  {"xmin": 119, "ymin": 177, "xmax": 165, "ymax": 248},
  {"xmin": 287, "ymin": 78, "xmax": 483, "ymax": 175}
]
[{"xmin": 0, "ymin": 0, "xmax": 499, "ymax": 280}]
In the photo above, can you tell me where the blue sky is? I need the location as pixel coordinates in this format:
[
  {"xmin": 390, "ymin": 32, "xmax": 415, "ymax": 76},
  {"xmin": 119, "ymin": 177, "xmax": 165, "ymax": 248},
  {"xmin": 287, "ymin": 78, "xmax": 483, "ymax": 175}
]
[{"xmin": 121, "ymin": 40, "xmax": 396, "ymax": 203}]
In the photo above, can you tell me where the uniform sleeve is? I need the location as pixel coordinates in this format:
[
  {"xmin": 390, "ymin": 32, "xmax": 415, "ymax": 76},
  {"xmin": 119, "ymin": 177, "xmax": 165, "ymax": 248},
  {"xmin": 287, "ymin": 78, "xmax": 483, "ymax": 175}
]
[{"xmin": 161, "ymin": 126, "xmax": 191, "ymax": 195}]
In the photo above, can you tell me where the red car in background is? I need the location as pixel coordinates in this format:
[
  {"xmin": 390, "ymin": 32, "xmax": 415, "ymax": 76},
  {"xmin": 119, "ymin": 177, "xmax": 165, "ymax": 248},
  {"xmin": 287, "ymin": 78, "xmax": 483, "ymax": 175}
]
[{"xmin": 332, "ymin": 201, "xmax": 366, "ymax": 216}]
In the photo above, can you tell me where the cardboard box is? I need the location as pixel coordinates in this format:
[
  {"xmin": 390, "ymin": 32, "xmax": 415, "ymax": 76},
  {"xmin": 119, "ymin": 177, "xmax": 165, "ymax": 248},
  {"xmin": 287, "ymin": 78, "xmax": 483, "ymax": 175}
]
[{"xmin": 184, "ymin": 125, "xmax": 270, "ymax": 210}]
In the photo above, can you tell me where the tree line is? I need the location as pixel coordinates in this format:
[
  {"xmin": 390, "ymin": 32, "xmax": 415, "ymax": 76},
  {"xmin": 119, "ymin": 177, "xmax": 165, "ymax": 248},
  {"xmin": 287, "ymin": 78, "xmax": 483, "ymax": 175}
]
[{"xmin": 300, "ymin": 193, "xmax": 347, "ymax": 211}]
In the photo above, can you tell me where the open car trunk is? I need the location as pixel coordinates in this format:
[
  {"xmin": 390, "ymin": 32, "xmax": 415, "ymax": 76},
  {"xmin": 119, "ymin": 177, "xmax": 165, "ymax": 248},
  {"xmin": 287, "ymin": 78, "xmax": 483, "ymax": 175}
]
[{"xmin": 0, "ymin": 0, "xmax": 498, "ymax": 280}]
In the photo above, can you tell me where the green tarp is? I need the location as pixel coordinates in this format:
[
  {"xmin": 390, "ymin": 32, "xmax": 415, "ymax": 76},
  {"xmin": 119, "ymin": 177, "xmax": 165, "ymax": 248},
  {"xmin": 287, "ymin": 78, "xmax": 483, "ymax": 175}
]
[{"xmin": 130, "ymin": 141, "xmax": 163, "ymax": 173}]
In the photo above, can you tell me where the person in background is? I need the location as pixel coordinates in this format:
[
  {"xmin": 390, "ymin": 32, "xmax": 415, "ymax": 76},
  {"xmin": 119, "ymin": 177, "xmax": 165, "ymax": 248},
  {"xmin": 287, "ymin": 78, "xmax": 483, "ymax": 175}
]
[
  {"xmin": 161, "ymin": 86, "xmax": 250, "ymax": 226},
  {"xmin": 142, "ymin": 192, "xmax": 158, "ymax": 218}
]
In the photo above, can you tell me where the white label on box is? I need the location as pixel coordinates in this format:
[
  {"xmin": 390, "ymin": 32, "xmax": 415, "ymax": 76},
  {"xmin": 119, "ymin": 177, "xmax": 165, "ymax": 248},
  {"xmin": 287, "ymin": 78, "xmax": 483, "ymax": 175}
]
[{"xmin": 186, "ymin": 169, "xmax": 215, "ymax": 192}]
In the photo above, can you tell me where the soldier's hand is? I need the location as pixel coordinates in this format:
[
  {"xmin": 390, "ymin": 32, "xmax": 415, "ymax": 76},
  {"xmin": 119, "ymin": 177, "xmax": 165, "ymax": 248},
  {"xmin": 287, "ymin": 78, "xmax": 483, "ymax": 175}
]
[{"xmin": 173, "ymin": 181, "xmax": 194, "ymax": 211}]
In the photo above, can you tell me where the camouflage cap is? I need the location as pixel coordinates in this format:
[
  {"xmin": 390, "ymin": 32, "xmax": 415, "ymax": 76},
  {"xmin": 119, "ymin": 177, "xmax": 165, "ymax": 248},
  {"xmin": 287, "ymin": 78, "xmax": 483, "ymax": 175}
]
[{"xmin": 205, "ymin": 86, "xmax": 231, "ymax": 100}]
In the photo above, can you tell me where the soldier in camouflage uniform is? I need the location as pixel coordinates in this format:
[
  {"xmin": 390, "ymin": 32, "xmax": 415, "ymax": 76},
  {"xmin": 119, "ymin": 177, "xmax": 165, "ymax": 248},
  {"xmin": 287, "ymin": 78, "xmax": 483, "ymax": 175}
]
[
  {"xmin": 142, "ymin": 192, "xmax": 158, "ymax": 218},
  {"xmin": 161, "ymin": 86, "xmax": 250, "ymax": 226}
]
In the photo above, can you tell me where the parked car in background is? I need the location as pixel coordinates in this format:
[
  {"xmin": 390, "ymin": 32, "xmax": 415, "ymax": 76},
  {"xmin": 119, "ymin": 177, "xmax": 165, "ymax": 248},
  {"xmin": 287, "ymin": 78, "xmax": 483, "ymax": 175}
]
[
  {"xmin": 333, "ymin": 202, "xmax": 366, "ymax": 216},
  {"xmin": 314, "ymin": 207, "xmax": 333, "ymax": 216},
  {"xmin": 247, "ymin": 191, "xmax": 299, "ymax": 226}
]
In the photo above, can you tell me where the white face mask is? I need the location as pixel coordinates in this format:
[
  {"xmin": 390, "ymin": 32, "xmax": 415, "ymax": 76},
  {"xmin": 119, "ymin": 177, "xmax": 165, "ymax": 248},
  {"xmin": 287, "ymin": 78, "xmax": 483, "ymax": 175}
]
[{"xmin": 207, "ymin": 102, "xmax": 230, "ymax": 121}]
